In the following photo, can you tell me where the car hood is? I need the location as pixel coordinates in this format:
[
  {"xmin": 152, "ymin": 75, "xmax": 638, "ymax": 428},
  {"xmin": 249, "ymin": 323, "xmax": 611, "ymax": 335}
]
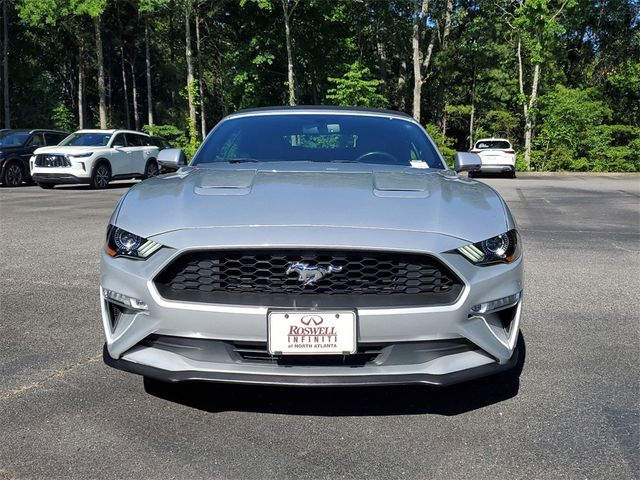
[
  {"xmin": 33, "ymin": 146, "xmax": 98, "ymax": 155},
  {"xmin": 115, "ymin": 163, "xmax": 509, "ymax": 242}
]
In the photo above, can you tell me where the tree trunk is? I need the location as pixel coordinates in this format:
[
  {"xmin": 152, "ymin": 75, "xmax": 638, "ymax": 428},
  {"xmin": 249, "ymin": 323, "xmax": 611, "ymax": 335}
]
[
  {"xmin": 185, "ymin": 2, "xmax": 197, "ymax": 136},
  {"xmin": 411, "ymin": 0, "xmax": 421, "ymax": 121},
  {"xmin": 441, "ymin": 109, "xmax": 447, "ymax": 137},
  {"xmin": 469, "ymin": 68, "xmax": 476, "ymax": 149},
  {"xmin": 442, "ymin": 0, "xmax": 453, "ymax": 48},
  {"xmin": 397, "ymin": 59, "xmax": 407, "ymax": 111},
  {"xmin": 217, "ymin": 49, "xmax": 227, "ymax": 116},
  {"xmin": 3, "ymin": 0, "xmax": 10, "ymax": 128},
  {"xmin": 145, "ymin": 18, "xmax": 154, "ymax": 128},
  {"xmin": 120, "ymin": 47, "xmax": 130, "ymax": 129},
  {"xmin": 376, "ymin": 38, "xmax": 388, "ymax": 95},
  {"xmin": 94, "ymin": 16, "xmax": 107, "ymax": 129},
  {"xmin": 517, "ymin": 37, "xmax": 525, "ymax": 117},
  {"xmin": 77, "ymin": 39, "xmax": 85, "ymax": 129},
  {"xmin": 282, "ymin": 0, "xmax": 297, "ymax": 106},
  {"xmin": 195, "ymin": 12, "xmax": 206, "ymax": 139},
  {"xmin": 411, "ymin": 0, "xmax": 429, "ymax": 122},
  {"xmin": 524, "ymin": 62, "xmax": 541, "ymax": 169},
  {"xmin": 131, "ymin": 64, "xmax": 140, "ymax": 131}
]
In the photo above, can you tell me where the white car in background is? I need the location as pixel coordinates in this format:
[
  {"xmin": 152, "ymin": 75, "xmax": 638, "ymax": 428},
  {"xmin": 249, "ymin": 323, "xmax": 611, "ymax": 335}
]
[
  {"xmin": 30, "ymin": 129, "xmax": 160, "ymax": 189},
  {"xmin": 470, "ymin": 138, "xmax": 516, "ymax": 178}
]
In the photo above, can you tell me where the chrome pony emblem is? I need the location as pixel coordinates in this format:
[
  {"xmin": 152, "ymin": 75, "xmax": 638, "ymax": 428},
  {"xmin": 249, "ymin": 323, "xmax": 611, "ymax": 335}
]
[{"xmin": 285, "ymin": 262, "xmax": 343, "ymax": 287}]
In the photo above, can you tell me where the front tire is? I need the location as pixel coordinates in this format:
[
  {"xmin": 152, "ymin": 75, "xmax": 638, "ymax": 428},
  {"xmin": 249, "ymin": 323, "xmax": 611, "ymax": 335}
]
[
  {"xmin": 2, "ymin": 161, "xmax": 24, "ymax": 187},
  {"xmin": 91, "ymin": 162, "xmax": 111, "ymax": 189}
]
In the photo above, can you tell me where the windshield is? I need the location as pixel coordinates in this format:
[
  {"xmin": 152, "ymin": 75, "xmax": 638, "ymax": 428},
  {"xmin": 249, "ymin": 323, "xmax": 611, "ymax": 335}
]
[
  {"xmin": 192, "ymin": 114, "xmax": 445, "ymax": 168},
  {"xmin": 475, "ymin": 140, "xmax": 511, "ymax": 150},
  {"xmin": 60, "ymin": 132, "xmax": 112, "ymax": 147},
  {"xmin": 0, "ymin": 131, "xmax": 30, "ymax": 147}
]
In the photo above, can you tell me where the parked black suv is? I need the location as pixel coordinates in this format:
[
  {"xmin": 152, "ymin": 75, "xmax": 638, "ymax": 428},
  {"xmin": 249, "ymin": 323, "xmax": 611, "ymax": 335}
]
[{"xmin": 0, "ymin": 129, "xmax": 69, "ymax": 186}]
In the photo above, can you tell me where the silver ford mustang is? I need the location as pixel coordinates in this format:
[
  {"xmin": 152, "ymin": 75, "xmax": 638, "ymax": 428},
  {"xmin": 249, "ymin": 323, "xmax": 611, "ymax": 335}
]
[{"xmin": 101, "ymin": 107, "xmax": 524, "ymax": 387}]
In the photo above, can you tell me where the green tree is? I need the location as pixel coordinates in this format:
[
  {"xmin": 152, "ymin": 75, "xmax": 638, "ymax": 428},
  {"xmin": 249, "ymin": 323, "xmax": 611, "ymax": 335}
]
[
  {"xmin": 17, "ymin": 0, "xmax": 108, "ymax": 127},
  {"xmin": 326, "ymin": 61, "xmax": 387, "ymax": 108},
  {"xmin": 501, "ymin": 0, "xmax": 576, "ymax": 169}
]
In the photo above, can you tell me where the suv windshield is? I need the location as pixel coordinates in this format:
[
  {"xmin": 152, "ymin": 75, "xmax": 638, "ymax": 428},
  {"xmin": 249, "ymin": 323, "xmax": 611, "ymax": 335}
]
[
  {"xmin": 475, "ymin": 140, "xmax": 511, "ymax": 150},
  {"xmin": 0, "ymin": 131, "xmax": 30, "ymax": 147},
  {"xmin": 192, "ymin": 114, "xmax": 444, "ymax": 168},
  {"xmin": 60, "ymin": 132, "xmax": 112, "ymax": 147}
]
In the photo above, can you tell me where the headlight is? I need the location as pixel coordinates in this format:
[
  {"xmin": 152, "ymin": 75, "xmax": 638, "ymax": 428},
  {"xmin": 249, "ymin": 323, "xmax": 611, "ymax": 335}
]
[
  {"xmin": 69, "ymin": 152, "xmax": 93, "ymax": 158},
  {"xmin": 105, "ymin": 225, "xmax": 162, "ymax": 259},
  {"xmin": 456, "ymin": 229, "xmax": 521, "ymax": 265}
]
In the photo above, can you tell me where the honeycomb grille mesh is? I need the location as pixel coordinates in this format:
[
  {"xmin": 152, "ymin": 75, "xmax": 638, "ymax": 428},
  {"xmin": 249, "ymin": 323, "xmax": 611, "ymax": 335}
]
[{"xmin": 154, "ymin": 250, "xmax": 462, "ymax": 307}]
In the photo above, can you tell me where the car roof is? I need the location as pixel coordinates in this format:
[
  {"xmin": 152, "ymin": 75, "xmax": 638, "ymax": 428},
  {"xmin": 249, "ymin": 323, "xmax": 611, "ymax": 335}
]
[
  {"xmin": 1, "ymin": 129, "xmax": 68, "ymax": 134},
  {"xmin": 476, "ymin": 138, "xmax": 511, "ymax": 142},
  {"xmin": 226, "ymin": 105, "xmax": 414, "ymax": 121},
  {"xmin": 75, "ymin": 129, "xmax": 150, "ymax": 136}
]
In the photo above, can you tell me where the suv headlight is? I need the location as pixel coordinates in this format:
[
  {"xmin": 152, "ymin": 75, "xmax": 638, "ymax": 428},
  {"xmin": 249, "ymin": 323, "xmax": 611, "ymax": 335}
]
[
  {"xmin": 105, "ymin": 225, "xmax": 162, "ymax": 259},
  {"xmin": 456, "ymin": 229, "xmax": 521, "ymax": 265},
  {"xmin": 69, "ymin": 152, "xmax": 93, "ymax": 158}
]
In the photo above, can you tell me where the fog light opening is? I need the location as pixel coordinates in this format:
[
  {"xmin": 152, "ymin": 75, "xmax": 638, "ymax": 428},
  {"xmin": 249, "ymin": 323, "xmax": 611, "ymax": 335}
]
[
  {"xmin": 102, "ymin": 288, "xmax": 148, "ymax": 310},
  {"xmin": 470, "ymin": 291, "xmax": 521, "ymax": 315}
]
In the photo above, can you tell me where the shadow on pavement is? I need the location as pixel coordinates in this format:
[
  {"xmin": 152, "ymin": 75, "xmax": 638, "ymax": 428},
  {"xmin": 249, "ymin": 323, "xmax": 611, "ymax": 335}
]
[{"xmin": 144, "ymin": 336, "xmax": 526, "ymax": 417}]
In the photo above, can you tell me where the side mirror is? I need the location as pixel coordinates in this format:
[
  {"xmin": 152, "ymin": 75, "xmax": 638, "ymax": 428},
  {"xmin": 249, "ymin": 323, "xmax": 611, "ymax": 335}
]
[
  {"xmin": 158, "ymin": 148, "xmax": 187, "ymax": 169},
  {"xmin": 454, "ymin": 152, "xmax": 481, "ymax": 173}
]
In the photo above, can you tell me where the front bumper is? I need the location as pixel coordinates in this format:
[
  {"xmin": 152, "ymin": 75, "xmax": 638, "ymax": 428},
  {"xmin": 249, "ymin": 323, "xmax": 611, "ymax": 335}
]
[
  {"xmin": 103, "ymin": 341, "xmax": 521, "ymax": 386},
  {"xmin": 101, "ymin": 227, "xmax": 524, "ymax": 386},
  {"xmin": 32, "ymin": 172, "xmax": 91, "ymax": 184}
]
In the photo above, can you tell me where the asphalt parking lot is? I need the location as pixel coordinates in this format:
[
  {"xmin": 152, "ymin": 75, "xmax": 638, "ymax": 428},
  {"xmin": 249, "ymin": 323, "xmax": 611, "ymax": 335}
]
[{"xmin": 0, "ymin": 174, "xmax": 638, "ymax": 479}]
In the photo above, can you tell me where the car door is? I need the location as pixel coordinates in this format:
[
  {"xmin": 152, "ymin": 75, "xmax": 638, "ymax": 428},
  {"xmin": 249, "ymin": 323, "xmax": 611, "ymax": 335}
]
[
  {"xmin": 23, "ymin": 133, "xmax": 45, "ymax": 170},
  {"xmin": 109, "ymin": 133, "xmax": 131, "ymax": 176},
  {"xmin": 124, "ymin": 133, "xmax": 147, "ymax": 175},
  {"xmin": 138, "ymin": 134, "xmax": 159, "ymax": 170}
]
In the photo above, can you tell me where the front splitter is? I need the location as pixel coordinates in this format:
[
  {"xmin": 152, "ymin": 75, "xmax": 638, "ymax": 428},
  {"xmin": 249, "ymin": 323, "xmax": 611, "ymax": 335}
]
[{"xmin": 103, "ymin": 343, "xmax": 520, "ymax": 387}]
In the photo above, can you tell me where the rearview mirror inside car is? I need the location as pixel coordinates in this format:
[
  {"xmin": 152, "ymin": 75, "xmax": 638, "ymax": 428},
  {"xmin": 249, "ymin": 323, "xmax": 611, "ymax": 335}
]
[{"xmin": 454, "ymin": 152, "xmax": 481, "ymax": 173}]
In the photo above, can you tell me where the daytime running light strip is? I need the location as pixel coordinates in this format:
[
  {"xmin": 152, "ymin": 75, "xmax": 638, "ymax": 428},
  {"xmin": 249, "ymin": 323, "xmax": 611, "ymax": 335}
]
[
  {"xmin": 138, "ymin": 240, "xmax": 162, "ymax": 258},
  {"xmin": 458, "ymin": 244, "xmax": 485, "ymax": 262}
]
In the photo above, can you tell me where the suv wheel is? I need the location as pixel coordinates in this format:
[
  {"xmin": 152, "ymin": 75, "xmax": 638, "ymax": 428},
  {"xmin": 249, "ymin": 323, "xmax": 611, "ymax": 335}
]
[
  {"xmin": 144, "ymin": 161, "xmax": 159, "ymax": 179},
  {"xmin": 91, "ymin": 163, "xmax": 111, "ymax": 189},
  {"xmin": 2, "ymin": 162, "xmax": 24, "ymax": 187}
]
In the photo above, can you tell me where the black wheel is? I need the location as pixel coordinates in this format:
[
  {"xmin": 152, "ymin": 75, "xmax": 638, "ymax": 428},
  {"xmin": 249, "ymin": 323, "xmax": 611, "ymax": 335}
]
[
  {"xmin": 2, "ymin": 161, "xmax": 24, "ymax": 187},
  {"xmin": 37, "ymin": 183, "xmax": 55, "ymax": 189},
  {"xmin": 91, "ymin": 162, "xmax": 111, "ymax": 189},
  {"xmin": 144, "ymin": 160, "xmax": 159, "ymax": 179},
  {"xmin": 509, "ymin": 170, "xmax": 517, "ymax": 179}
]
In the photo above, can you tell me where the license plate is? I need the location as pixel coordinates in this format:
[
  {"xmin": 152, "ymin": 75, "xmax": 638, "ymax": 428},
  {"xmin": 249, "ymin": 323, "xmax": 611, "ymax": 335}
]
[{"xmin": 268, "ymin": 310, "xmax": 357, "ymax": 355}]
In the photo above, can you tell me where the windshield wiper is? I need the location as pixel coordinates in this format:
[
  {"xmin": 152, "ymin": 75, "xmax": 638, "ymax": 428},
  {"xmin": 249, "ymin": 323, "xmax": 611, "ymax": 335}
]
[
  {"xmin": 329, "ymin": 159, "xmax": 360, "ymax": 163},
  {"xmin": 223, "ymin": 158, "xmax": 260, "ymax": 163}
]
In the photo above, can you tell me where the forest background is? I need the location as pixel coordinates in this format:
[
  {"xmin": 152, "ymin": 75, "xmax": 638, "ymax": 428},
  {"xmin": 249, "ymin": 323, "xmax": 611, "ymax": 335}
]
[{"xmin": 1, "ymin": 0, "xmax": 638, "ymax": 171}]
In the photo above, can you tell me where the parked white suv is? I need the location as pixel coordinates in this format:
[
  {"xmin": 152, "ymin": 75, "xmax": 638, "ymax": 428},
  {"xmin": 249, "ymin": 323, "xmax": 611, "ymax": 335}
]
[
  {"xmin": 30, "ymin": 129, "xmax": 160, "ymax": 189},
  {"xmin": 470, "ymin": 138, "xmax": 516, "ymax": 178}
]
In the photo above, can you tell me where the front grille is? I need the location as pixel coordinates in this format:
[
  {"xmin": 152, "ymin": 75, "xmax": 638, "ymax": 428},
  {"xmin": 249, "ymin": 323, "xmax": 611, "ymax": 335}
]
[
  {"xmin": 35, "ymin": 154, "xmax": 71, "ymax": 168},
  {"xmin": 154, "ymin": 249, "xmax": 464, "ymax": 308}
]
